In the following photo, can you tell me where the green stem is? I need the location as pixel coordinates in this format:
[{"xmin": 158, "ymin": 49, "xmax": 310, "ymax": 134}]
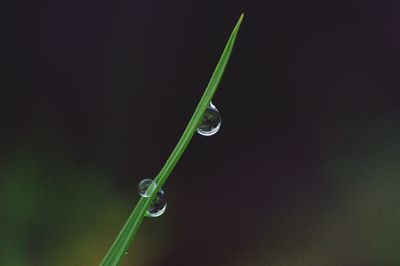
[{"xmin": 100, "ymin": 13, "xmax": 243, "ymax": 266}]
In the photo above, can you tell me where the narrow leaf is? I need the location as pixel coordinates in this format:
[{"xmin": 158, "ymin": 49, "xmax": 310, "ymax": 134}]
[{"xmin": 100, "ymin": 13, "xmax": 244, "ymax": 266}]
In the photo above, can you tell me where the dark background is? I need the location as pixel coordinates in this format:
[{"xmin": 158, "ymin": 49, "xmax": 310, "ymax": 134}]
[{"xmin": 2, "ymin": 0, "xmax": 400, "ymax": 265}]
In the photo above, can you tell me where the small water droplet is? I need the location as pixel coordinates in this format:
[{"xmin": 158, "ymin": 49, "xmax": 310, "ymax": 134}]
[
  {"xmin": 146, "ymin": 189, "xmax": 167, "ymax": 217},
  {"xmin": 124, "ymin": 251, "xmax": 128, "ymax": 255},
  {"xmin": 197, "ymin": 102, "xmax": 221, "ymax": 136},
  {"xmin": 138, "ymin": 179, "xmax": 157, "ymax": 198},
  {"xmin": 138, "ymin": 178, "xmax": 167, "ymax": 217}
]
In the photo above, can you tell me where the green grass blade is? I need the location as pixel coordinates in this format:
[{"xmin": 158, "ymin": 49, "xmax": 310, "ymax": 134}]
[{"xmin": 100, "ymin": 13, "xmax": 244, "ymax": 266}]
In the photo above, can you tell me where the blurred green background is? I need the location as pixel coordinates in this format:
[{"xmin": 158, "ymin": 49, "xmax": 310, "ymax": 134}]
[{"xmin": 3, "ymin": 0, "xmax": 400, "ymax": 265}]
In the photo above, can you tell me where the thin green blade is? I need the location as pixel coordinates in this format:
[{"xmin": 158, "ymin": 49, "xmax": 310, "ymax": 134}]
[{"xmin": 100, "ymin": 13, "xmax": 244, "ymax": 266}]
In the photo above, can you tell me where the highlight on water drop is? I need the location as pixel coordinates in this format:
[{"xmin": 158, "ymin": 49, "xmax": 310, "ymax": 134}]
[{"xmin": 197, "ymin": 102, "xmax": 221, "ymax": 136}]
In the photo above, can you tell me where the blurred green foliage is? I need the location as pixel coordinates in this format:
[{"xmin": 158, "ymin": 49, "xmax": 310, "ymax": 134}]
[{"xmin": 0, "ymin": 145, "xmax": 171, "ymax": 265}]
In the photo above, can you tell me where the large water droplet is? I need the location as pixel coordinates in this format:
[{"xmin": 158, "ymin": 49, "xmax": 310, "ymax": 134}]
[
  {"xmin": 197, "ymin": 102, "xmax": 221, "ymax": 136},
  {"xmin": 146, "ymin": 189, "xmax": 167, "ymax": 217},
  {"xmin": 138, "ymin": 179, "xmax": 157, "ymax": 198}
]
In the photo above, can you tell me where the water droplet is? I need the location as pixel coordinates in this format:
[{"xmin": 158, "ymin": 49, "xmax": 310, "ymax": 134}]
[
  {"xmin": 197, "ymin": 102, "xmax": 221, "ymax": 136},
  {"xmin": 138, "ymin": 179, "xmax": 157, "ymax": 198},
  {"xmin": 146, "ymin": 189, "xmax": 167, "ymax": 217},
  {"xmin": 138, "ymin": 178, "xmax": 167, "ymax": 217}
]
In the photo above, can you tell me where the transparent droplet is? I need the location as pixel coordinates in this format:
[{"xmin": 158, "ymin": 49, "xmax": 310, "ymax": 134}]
[
  {"xmin": 197, "ymin": 102, "xmax": 221, "ymax": 136},
  {"xmin": 138, "ymin": 178, "xmax": 167, "ymax": 217},
  {"xmin": 146, "ymin": 189, "xmax": 167, "ymax": 217},
  {"xmin": 138, "ymin": 179, "xmax": 157, "ymax": 198}
]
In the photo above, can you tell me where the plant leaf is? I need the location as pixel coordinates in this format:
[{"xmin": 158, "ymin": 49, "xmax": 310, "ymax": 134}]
[{"xmin": 100, "ymin": 13, "xmax": 244, "ymax": 266}]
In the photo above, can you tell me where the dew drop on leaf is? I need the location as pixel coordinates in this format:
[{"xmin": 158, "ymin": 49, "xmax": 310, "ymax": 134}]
[
  {"xmin": 146, "ymin": 189, "xmax": 167, "ymax": 218},
  {"xmin": 138, "ymin": 179, "xmax": 157, "ymax": 198},
  {"xmin": 197, "ymin": 102, "xmax": 221, "ymax": 136},
  {"xmin": 138, "ymin": 178, "xmax": 167, "ymax": 217}
]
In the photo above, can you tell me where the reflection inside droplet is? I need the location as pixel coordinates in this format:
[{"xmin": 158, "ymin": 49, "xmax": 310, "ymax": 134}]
[
  {"xmin": 197, "ymin": 102, "xmax": 221, "ymax": 136},
  {"xmin": 146, "ymin": 189, "xmax": 167, "ymax": 217}
]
